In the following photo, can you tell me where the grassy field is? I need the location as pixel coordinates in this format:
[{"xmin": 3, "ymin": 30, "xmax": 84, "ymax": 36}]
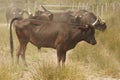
[
  {"xmin": 0, "ymin": 10, "xmax": 120, "ymax": 80},
  {"xmin": 0, "ymin": 0, "xmax": 120, "ymax": 80}
]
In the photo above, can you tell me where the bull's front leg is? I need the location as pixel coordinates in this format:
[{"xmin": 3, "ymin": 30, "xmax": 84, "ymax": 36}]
[
  {"xmin": 57, "ymin": 48, "xmax": 63, "ymax": 66},
  {"xmin": 21, "ymin": 44, "xmax": 28, "ymax": 66},
  {"xmin": 61, "ymin": 51, "xmax": 66, "ymax": 66},
  {"xmin": 17, "ymin": 38, "xmax": 28, "ymax": 66},
  {"xmin": 57, "ymin": 47, "xmax": 66, "ymax": 67}
]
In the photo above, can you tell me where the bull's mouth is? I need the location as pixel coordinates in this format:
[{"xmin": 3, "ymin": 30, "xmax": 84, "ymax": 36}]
[
  {"xmin": 90, "ymin": 41, "xmax": 97, "ymax": 45},
  {"xmin": 87, "ymin": 40, "xmax": 97, "ymax": 45},
  {"xmin": 89, "ymin": 39, "xmax": 97, "ymax": 45},
  {"xmin": 97, "ymin": 28, "xmax": 106, "ymax": 31}
]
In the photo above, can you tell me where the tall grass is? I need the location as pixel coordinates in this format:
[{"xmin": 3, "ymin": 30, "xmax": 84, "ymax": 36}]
[
  {"xmin": 30, "ymin": 60, "xmax": 85, "ymax": 80},
  {"xmin": 0, "ymin": 1, "xmax": 120, "ymax": 79},
  {"xmin": 70, "ymin": 9, "xmax": 120, "ymax": 77},
  {"xmin": 0, "ymin": 12, "xmax": 120, "ymax": 80},
  {"xmin": 0, "ymin": 63, "xmax": 22, "ymax": 80},
  {"xmin": 0, "ymin": 26, "xmax": 86, "ymax": 80}
]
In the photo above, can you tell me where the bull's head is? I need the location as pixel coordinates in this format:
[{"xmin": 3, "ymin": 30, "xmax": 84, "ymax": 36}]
[
  {"xmin": 72, "ymin": 16, "xmax": 97, "ymax": 45},
  {"xmin": 91, "ymin": 17, "xmax": 107, "ymax": 31},
  {"xmin": 73, "ymin": 11, "xmax": 107, "ymax": 31}
]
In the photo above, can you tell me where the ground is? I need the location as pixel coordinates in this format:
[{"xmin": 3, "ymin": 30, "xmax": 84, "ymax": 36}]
[{"xmin": 0, "ymin": 24, "xmax": 120, "ymax": 80}]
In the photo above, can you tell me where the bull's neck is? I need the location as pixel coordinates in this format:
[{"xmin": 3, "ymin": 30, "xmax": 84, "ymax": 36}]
[
  {"xmin": 71, "ymin": 29, "xmax": 84, "ymax": 44},
  {"xmin": 65, "ymin": 29, "xmax": 85, "ymax": 50}
]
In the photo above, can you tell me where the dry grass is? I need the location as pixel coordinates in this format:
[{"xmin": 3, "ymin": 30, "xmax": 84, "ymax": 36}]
[
  {"xmin": 70, "ymin": 10, "xmax": 120, "ymax": 78},
  {"xmin": 0, "ymin": 25, "xmax": 86, "ymax": 80},
  {"xmin": 0, "ymin": 2, "xmax": 120, "ymax": 79}
]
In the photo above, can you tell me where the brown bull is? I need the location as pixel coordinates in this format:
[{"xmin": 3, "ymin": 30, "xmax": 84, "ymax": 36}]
[
  {"xmin": 41, "ymin": 6, "xmax": 107, "ymax": 31},
  {"xmin": 6, "ymin": 4, "xmax": 30, "ymax": 25},
  {"xmin": 28, "ymin": 11, "xmax": 53, "ymax": 21},
  {"xmin": 10, "ymin": 18, "xmax": 96, "ymax": 66},
  {"xmin": 73, "ymin": 10, "xmax": 107, "ymax": 31}
]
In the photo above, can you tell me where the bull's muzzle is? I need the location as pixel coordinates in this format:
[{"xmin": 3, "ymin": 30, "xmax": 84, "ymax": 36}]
[
  {"xmin": 102, "ymin": 22, "xmax": 107, "ymax": 30},
  {"xmin": 90, "ymin": 39, "xmax": 97, "ymax": 45},
  {"xmin": 98, "ymin": 22, "xmax": 107, "ymax": 31}
]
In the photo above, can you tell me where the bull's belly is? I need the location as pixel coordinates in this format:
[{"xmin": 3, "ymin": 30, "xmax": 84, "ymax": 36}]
[{"xmin": 30, "ymin": 38, "xmax": 56, "ymax": 49}]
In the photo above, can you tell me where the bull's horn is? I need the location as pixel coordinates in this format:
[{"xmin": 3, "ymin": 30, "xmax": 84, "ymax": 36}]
[
  {"xmin": 75, "ymin": 15, "xmax": 79, "ymax": 18},
  {"xmin": 102, "ymin": 19, "xmax": 105, "ymax": 23},
  {"xmin": 41, "ymin": 5, "xmax": 48, "ymax": 12},
  {"xmin": 75, "ymin": 16, "xmax": 80, "ymax": 23},
  {"xmin": 28, "ymin": 11, "xmax": 32, "ymax": 15},
  {"xmin": 41, "ymin": 5, "xmax": 52, "ymax": 13},
  {"xmin": 27, "ymin": 9, "xmax": 32, "ymax": 15},
  {"xmin": 92, "ymin": 18, "xmax": 99, "ymax": 26}
]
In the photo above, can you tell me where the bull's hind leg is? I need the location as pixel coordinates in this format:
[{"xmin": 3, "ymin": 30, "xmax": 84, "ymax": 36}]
[
  {"xmin": 16, "ymin": 29, "xmax": 29, "ymax": 66},
  {"xmin": 21, "ymin": 43, "xmax": 28, "ymax": 66},
  {"xmin": 16, "ymin": 42, "xmax": 28, "ymax": 66}
]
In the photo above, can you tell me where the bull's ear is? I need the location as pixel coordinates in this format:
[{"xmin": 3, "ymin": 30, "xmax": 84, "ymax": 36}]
[
  {"xmin": 48, "ymin": 14, "xmax": 53, "ymax": 21},
  {"xmin": 74, "ymin": 16, "xmax": 80, "ymax": 23}
]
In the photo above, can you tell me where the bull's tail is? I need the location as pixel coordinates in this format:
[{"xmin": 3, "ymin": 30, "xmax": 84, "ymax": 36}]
[{"xmin": 10, "ymin": 17, "xmax": 21, "ymax": 61}]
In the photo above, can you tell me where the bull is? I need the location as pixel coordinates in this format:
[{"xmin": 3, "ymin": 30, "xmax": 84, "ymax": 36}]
[
  {"xmin": 10, "ymin": 17, "xmax": 97, "ymax": 66},
  {"xmin": 41, "ymin": 6, "xmax": 107, "ymax": 31},
  {"xmin": 28, "ymin": 10, "xmax": 53, "ymax": 21},
  {"xmin": 73, "ymin": 10, "xmax": 107, "ymax": 31},
  {"xmin": 6, "ymin": 5, "xmax": 30, "ymax": 25}
]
